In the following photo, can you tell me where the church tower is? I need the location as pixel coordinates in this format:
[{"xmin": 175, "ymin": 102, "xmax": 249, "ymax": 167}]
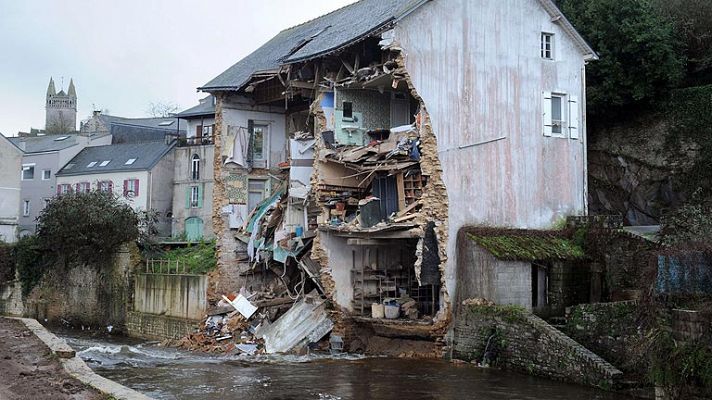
[{"xmin": 45, "ymin": 77, "xmax": 77, "ymax": 133}]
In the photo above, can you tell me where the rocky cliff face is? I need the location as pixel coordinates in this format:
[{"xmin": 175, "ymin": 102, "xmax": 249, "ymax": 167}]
[{"xmin": 588, "ymin": 115, "xmax": 698, "ymax": 225}]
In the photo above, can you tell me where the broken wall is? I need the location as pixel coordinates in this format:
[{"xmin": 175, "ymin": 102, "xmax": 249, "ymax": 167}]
[{"xmin": 395, "ymin": 0, "xmax": 588, "ymax": 315}]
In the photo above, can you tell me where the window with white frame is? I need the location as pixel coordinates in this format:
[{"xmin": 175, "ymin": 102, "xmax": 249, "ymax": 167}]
[
  {"xmin": 100, "ymin": 160, "xmax": 111, "ymax": 167},
  {"xmin": 191, "ymin": 154, "xmax": 200, "ymax": 180},
  {"xmin": 42, "ymin": 169, "xmax": 51, "ymax": 180},
  {"xmin": 76, "ymin": 182, "xmax": 91, "ymax": 193},
  {"xmin": 190, "ymin": 186, "xmax": 200, "ymax": 208},
  {"xmin": 22, "ymin": 164, "xmax": 35, "ymax": 180},
  {"xmin": 252, "ymin": 125, "xmax": 267, "ymax": 161},
  {"xmin": 248, "ymin": 179, "xmax": 267, "ymax": 212},
  {"xmin": 124, "ymin": 179, "xmax": 139, "ymax": 197},
  {"xmin": 57, "ymin": 184, "xmax": 71, "ymax": 195},
  {"xmin": 541, "ymin": 32, "xmax": 554, "ymax": 60},
  {"xmin": 543, "ymin": 92, "xmax": 580, "ymax": 139},
  {"xmin": 44, "ymin": 198, "xmax": 51, "ymax": 208},
  {"xmin": 22, "ymin": 200, "xmax": 30, "ymax": 217},
  {"xmin": 98, "ymin": 180, "xmax": 112, "ymax": 193}
]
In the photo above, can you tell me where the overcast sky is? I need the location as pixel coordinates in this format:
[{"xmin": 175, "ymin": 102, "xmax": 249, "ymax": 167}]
[{"xmin": 0, "ymin": 0, "xmax": 355, "ymax": 137}]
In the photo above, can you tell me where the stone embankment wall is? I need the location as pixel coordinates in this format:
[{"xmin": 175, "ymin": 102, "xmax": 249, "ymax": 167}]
[
  {"xmin": 563, "ymin": 301, "xmax": 644, "ymax": 375},
  {"xmin": 0, "ymin": 279, "xmax": 23, "ymax": 316},
  {"xmin": 452, "ymin": 305, "xmax": 623, "ymax": 390},
  {"xmin": 23, "ymin": 245, "xmax": 137, "ymax": 329},
  {"xmin": 125, "ymin": 311, "xmax": 199, "ymax": 340}
]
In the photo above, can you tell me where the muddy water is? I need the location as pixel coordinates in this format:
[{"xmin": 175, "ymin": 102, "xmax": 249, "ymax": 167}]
[{"xmin": 60, "ymin": 332, "xmax": 629, "ymax": 400}]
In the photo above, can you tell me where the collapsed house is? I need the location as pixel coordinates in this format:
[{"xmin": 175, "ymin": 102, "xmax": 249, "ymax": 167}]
[{"xmin": 197, "ymin": 0, "xmax": 597, "ymax": 355}]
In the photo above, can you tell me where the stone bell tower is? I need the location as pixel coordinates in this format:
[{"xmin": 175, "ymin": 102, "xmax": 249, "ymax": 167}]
[{"xmin": 45, "ymin": 77, "xmax": 77, "ymax": 133}]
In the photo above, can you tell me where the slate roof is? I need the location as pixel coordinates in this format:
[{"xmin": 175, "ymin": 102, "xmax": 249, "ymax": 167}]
[
  {"xmin": 175, "ymin": 96, "xmax": 216, "ymax": 119},
  {"xmin": 95, "ymin": 115, "xmax": 185, "ymax": 144},
  {"xmin": 9, "ymin": 134, "xmax": 84, "ymax": 153},
  {"xmin": 56, "ymin": 141, "xmax": 174, "ymax": 177},
  {"xmin": 200, "ymin": 0, "xmax": 597, "ymax": 92},
  {"xmin": 199, "ymin": 0, "xmax": 424, "ymax": 91}
]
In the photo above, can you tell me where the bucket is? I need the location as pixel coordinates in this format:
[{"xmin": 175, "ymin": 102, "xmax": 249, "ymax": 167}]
[
  {"xmin": 295, "ymin": 226, "xmax": 304, "ymax": 237},
  {"xmin": 371, "ymin": 303, "xmax": 385, "ymax": 319},
  {"xmin": 384, "ymin": 304, "xmax": 400, "ymax": 319}
]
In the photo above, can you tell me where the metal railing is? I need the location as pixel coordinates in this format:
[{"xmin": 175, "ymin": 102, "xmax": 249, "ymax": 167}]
[
  {"xmin": 176, "ymin": 135, "xmax": 214, "ymax": 147},
  {"xmin": 144, "ymin": 259, "xmax": 193, "ymax": 275}
]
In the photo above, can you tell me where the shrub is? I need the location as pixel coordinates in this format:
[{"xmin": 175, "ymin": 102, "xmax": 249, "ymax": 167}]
[
  {"xmin": 37, "ymin": 192, "xmax": 139, "ymax": 265},
  {"xmin": 14, "ymin": 236, "xmax": 49, "ymax": 296},
  {"xmin": 0, "ymin": 242, "xmax": 15, "ymax": 284},
  {"xmin": 158, "ymin": 241, "xmax": 217, "ymax": 275}
]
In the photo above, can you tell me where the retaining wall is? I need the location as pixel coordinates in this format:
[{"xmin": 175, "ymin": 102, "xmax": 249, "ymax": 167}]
[
  {"xmin": 452, "ymin": 305, "xmax": 623, "ymax": 390},
  {"xmin": 133, "ymin": 273, "xmax": 207, "ymax": 320},
  {"xmin": 125, "ymin": 311, "xmax": 200, "ymax": 341}
]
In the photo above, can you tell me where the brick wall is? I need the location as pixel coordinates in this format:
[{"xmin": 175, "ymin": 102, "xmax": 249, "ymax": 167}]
[
  {"xmin": 672, "ymin": 309, "xmax": 712, "ymax": 343},
  {"xmin": 452, "ymin": 305, "xmax": 623, "ymax": 390},
  {"xmin": 125, "ymin": 311, "xmax": 199, "ymax": 341},
  {"xmin": 547, "ymin": 262, "xmax": 591, "ymax": 315}
]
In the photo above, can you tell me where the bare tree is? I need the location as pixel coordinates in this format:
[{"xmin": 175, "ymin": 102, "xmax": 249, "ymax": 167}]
[
  {"xmin": 46, "ymin": 112, "xmax": 75, "ymax": 134},
  {"xmin": 146, "ymin": 102, "xmax": 180, "ymax": 118}
]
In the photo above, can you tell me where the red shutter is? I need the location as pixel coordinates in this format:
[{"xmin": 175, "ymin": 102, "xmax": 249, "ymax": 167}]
[
  {"xmin": 134, "ymin": 179, "xmax": 140, "ymax": 197},
  {"xmin": 123, "ymin": 179, "xmax": 128, "ymax": 196},
  {"xmin": 108, "ymin": 181, "xmax": 113, "ymax": 194},
  {"xmin": 56, "ymin": 185, "xmax": 61, "ymax": 195},
  {"xmin": 75, "ymin": 183, "xmax": 80, "ymax": 192}
]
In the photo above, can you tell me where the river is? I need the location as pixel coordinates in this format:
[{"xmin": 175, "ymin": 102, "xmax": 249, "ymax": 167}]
[{"xmin": 59, "ymin": 331, "xmax": 629, "ymax": 400}]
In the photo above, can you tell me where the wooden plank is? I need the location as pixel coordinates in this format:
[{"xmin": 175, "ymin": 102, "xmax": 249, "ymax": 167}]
[{"xmin": 396, "ymin": 172, "xmax": 406, "ymax": 211}]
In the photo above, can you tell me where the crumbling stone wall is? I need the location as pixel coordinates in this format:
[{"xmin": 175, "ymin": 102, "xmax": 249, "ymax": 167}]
[
  {"xmin": 125, "ymin": 311, "xmax": 200, "ymax": 341},
  {"xmin": 23, "ymin": 244, "xmax": 139, "ymax": 329},
  {"xmin": 563, "ymin": 301, "xmax": 645, "ymax": 376},
  {"xmin": 452, "ymin": 305, "xmax": 623, "ymax": 390}
]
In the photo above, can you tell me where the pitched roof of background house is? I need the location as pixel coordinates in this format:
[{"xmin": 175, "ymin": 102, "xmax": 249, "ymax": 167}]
[
  {"xmin": 9, "ymin": 134, "xmax": 84, "ymax": 153},
  {"xmin": 175, "ymin": 95, "xmax": 216, "ymax": 119},
  {"xmin": 467, "ymin": 229, "xmax": 586, "ymax": 261},
  {"xmin": 0, "ymin": 133, "xmax": 23, "ymax": 154},
  {"xmin": 199, "ymin": 0, "xmax": 424, "ymax": 91},
  {"xmin": 93, "ymin": 114, "xmax": 185, "ymax": 144},
  {"xmin": 200, "ymin": 0, "xmax": 596, "ymax": 92},
  {"xmin": 56, "ymin": 141, "xmax": 174, "ymax": 177}
]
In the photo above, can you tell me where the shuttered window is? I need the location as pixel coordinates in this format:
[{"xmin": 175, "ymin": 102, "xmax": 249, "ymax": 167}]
[
  {"xmin": 123, "ymin": 179, "xmax": 139, "ymax": 197},
  {"xmin": 543, "ymin": 92, "xmax": 576, "ymax": 139}
]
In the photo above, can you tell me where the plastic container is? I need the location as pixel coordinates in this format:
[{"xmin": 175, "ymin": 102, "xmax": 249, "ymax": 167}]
[
  {"xmin": 295, "ymin": 226, "xmax": 304, "ymax": 237},
  {"xmin": 371, "ymin": 303, "xmax": 385, "ymax": 319},
  {"xmin": 384, "ymin": 304, "xmax": 400, "ymax": 319}
]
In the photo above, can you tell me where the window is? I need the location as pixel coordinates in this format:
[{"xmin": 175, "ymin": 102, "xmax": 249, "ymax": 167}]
[
  {"xmin": 87, "ymin": 161, "xmax": 97, "ymax": 168},
  {"xmin": 44, "ymin": 198, "xmax": 51, "ymax": 208},
  {"xmin": 76, "ymin": 182, "xmax": 91, "ymax": 193},
  {"xmin": 22, "ymin": 164, "xmax": 35, "ymax": 180},
  {"xmin": 342, "ymin": 101, "xmax": 353, "ymax": 120},
  {"xmin": 190, "ymin": 186, "xmax": 200, "ymax": 208},
  {"xmin": 57, "ymin": 184, "xmax": 71, "ymax": 195},
  {"xmin": 98, "ymin": 180, "xmax": 113, "ymax": 193},
  {"xmin": 125, "ymin": 158, "xmax": 136, "ymax": 165},
  {"xmin": 22, "ymin": 200, "xmax": 30, "ymax": 217},
  {"xmin": 190, "ymin": 186, "xmax": 199, "ymax": 207},
  {"xmin": 202, "ymin": 125, "xmax": 214, "ymax": 136},
  {"xmin": 158, "ymin": 120, "xmax": 174, "ymax": 126},
  {"xmin": 551, "ymin": 95, "xmax": 564, "ymax": 135},
  {"xmin": 191, "ymin": 154, "xmax": 200, "ymax": 180},
  {"xmin": 543, "ymin": 92, "xmax": 566, "ymax": 137},
  {"xmin": 123, "ymin": 179, "xmax": 139, "ymax": 197},
  {"xmin": 64, "ymin": 163, "xmax": 75, "ymax": 170},
  {"xmin": 42, "ymin": 169, "xmax": 51, "ymax": 180},
  {"xmin": 248, "ymin": 179, "xmax": 267, "ymax": 212},
  {"xmin": 252, "ymin": 125, "xmax": 266, "ymax": 161},
  {"xmin": 541, "ymin": 32, "xmax": 554, "ymax": 59},
  {"xmin": 99, "ymin": 160, "xmax": 111, "ymax": 167},
  {"xmin": 195, "ymin": 125, "xmax": 203, "ymax": 138}
]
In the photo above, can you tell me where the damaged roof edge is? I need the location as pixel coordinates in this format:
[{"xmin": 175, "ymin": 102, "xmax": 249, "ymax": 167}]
[
  {"xmin": 538, "ymin": 0, "xmax": 599, "ymax": 61},
  {"xmin": 283, "ymin": 0, "xmax": 430, "ymax": 64}
]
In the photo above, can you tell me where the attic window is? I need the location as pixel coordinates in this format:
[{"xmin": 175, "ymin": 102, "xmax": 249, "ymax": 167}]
[
  {"xmin": 541, "ymin": 32, "xmax": 554, "ymax": 60},
  {"xmin": 54, "ymin": 136, "xmax": 69, "ymax": 141},
  {"xmin": 64, "ymin": 163, "xmax": 75, "ymax": 170},
  {"xmin": 159, "ymin": 121, "xmax": 174, "ymax": 126},
  {"xmin": 125, "ymin": 158, "xmax": 137, "ymax": 165},
  {"xmin": 100, "ymin": 160, "xmax": 111, "ymax": 166},
  {"xmin": 87, "ymin": 161, "xmax": 97, "ymax": 168}
]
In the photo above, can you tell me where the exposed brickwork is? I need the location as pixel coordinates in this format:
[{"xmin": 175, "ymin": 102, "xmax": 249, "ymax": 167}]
[
  {"xmin": 125, "ymin": 311, "xmax": 199, "ymax": 341},
  {"xmin": 453, "ymin": 306, "xmax": 623, "ymax": 390}
]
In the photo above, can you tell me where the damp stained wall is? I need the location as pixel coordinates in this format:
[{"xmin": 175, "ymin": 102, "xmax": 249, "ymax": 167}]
[{"xmin": 395, "ymin": 0, "xmax": 588, "ymax": 307}]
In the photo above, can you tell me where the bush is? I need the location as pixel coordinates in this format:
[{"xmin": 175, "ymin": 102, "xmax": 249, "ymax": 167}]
[
  {"xmin": 158, "ymin": 241, "xmax": 216, "ymax": 275},
  {"xmin": 14, "ymin": 236, "xmax": 49, "ymax": 296},
  {"xmin": 0, "ymin": 242, "xmax": 15, "ymax": 284},
  {"xmin": 559, "ymin": 0, "xmax": 685, "ymax": 119},
  {"xmin": 37, "ymin": 192, "xmax": 139, "ymax": 265}
]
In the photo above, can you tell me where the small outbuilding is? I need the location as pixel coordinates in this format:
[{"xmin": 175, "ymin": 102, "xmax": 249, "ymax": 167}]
[{"xmin": 457, "ymin": 228, "xmax": 589, "ymax": 317}]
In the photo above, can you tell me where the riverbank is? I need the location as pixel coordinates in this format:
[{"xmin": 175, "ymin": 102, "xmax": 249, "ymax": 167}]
[{"xmin": 0, "ymin": 317, "xmax": 102, "ymax": 400}]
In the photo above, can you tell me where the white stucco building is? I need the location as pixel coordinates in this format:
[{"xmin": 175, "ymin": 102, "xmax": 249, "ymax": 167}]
[{"xmin": 0, "ymin": 134, "xmax": 23, "ymax": 243}]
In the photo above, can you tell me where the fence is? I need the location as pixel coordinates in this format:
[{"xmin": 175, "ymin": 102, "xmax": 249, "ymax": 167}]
[{"xmin": 144, "ymin": 259, "xmax": 195, "ymax": 275}]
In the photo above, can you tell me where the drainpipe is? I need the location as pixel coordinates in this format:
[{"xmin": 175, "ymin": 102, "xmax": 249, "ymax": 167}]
[{"xmin": 581, "ymin": 62, "xmax": 589, "ymax": 215}]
